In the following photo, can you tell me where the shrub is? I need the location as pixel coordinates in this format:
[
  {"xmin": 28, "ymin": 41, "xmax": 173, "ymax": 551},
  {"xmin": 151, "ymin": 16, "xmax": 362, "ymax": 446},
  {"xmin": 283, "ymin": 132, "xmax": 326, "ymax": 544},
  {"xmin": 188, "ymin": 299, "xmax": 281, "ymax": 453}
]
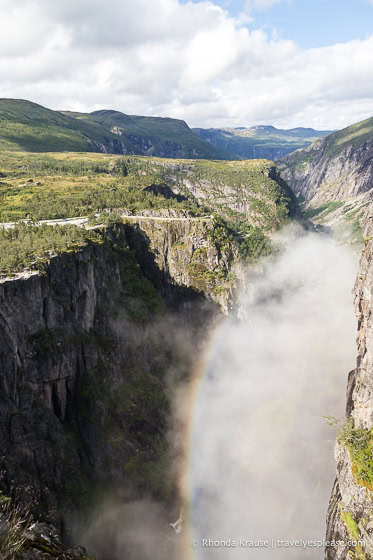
[{"xmin": 0, "ymin": 493, "xmax": 33, "ymax": 560}]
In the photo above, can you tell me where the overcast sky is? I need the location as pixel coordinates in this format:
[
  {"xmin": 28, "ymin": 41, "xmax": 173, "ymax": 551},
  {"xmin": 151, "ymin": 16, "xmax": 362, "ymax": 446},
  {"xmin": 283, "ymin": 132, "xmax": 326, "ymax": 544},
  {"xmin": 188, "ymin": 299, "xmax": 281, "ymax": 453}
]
[{"xmin": 1, "ymin": 0, "xmax": 373, "ymax": 129}]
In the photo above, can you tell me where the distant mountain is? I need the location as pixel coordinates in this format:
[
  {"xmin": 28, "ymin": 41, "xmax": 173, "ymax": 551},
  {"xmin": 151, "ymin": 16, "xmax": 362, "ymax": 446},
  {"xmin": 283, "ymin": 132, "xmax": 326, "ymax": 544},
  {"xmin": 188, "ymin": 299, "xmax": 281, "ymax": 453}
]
[
  {"xmin": 62, "ymin": 108, "xmax": 224, "ymax": 159},
  {"xmin": 0, "ymin": 99, "xmax": 223, "ymax": 159},
  {"xmin": 192, "ymin": 125, "xmax": 333, "ymax": 160},
  {"xmin": 277, "ymin": 115, "xmax": 373, "ymax": 243}
]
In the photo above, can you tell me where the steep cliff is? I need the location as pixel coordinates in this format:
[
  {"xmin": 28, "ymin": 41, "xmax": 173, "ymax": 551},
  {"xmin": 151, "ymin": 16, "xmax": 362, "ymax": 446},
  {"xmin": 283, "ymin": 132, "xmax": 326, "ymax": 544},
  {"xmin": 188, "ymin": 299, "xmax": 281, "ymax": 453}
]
[
  {"xmin": 278, "ymin": 116, "xmax": 373, "ymax": 244},
  {"xmin": 325, "ymin": 220, "xmax": 373, "ymax": 560},
  {"xmin": 0, "ymin": 214, "xmax": 243, "ymax": 558}
]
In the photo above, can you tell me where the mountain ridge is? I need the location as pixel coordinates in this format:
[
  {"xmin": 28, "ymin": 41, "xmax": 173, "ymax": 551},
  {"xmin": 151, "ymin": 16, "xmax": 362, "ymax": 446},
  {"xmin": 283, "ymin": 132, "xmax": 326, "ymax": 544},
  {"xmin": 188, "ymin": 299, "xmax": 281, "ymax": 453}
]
[
  {"xmin": 192, "ymin": 124, "xmax": 333, "ymax": 160},
  {"xmin": 277, "ymin": 114, "xmax": 373, "ymax": 244},
  {"xmin": 0, "ymin": 98, "xmax": 225, "ymax": 159}
]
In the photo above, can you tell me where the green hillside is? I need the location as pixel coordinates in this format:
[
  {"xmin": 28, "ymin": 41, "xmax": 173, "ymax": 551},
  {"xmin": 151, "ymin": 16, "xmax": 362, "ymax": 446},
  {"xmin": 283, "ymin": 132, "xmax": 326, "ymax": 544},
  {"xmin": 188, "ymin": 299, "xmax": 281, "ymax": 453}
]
[
  {"xmin": 322, "ymin": 115, "xmax": 373, "ymax": 157},
  {"xmin": 0, "ymin": 98, "xmax": 223, "ymax": 159},
  {"xmin": 65, "ymin": 109, "xmax": 224, "ymax": 159},
  {"xmin": 0, "ymin": 99, "xmax": 123, "ymax": 153}
]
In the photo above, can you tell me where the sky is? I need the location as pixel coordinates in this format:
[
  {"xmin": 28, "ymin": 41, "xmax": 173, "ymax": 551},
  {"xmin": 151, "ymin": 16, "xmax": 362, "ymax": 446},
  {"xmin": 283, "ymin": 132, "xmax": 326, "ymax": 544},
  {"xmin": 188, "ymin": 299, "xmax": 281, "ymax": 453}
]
[{"xmin": 0, "ymin": 0, "xmax": 373, "ymax": 129}]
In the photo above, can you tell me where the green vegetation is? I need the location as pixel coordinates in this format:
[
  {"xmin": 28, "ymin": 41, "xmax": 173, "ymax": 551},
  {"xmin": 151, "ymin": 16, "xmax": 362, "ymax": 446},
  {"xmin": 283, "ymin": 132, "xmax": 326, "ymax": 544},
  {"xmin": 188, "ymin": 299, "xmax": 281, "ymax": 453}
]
[
  {"xmin": 114, "ymin": 244, "xmax": 165, "ymax": 322},
  {"xmin": 326, "ymin": 116, "xmax": 373, "ymax": 158},
  {"xmin": 239, "ymin": 228, "xmax": 274, "ymax": 262},
  {"xmin": 0, "ymin": 491, "xmax": 10, "ymax": 504},
  {"xmin": 0, "ymin": 98, "xmax": 121, "ymax": 153},
  {"xmin": 350, "ymin": 219, "xmax": 364, "ymax": 245},
  {"xmin": 70, "ymin": 109, "xmax": 222, "ymax": 159},
  {"xmin": 338, "ymin": 418, "xmax": 373, "ymax": 491},
  {"xmin": 0, "ymin": 152, "xmax": 200, "ymax": 221},
  {"xmin": 340, "ymin": 510, "xmax": 360, "ymax": 541},
  {"xmin": 304, "ymin": 201, "xmax": 344, "ymax": 219},
  {"xmin": 0, "ymin": 151, "xmax": 294, "ymax": 232},
  {"xmin": 27, "ymin": 327, "xmax": 63, "ymax": 354},
  {"xmin": 279, "ymin": 115, "xmax": 373, "ymax": 179},
  {"xmin": 339, "ymin": 509, "xmax": 366, "ymax": 560},
  {"xmin": 79, "ymin": 358, "xmax": 171, "ymax": 500},
  {"xmin": 0, "ymin": 224, "xmax": 102, "ymax": 276},
  {"xmin": 0, "ymin": 98, "xmax": 222, "ymax": 159},
  {"xmin": 0, "ymin": 150, "xmax": 294, "ymax": 278}
]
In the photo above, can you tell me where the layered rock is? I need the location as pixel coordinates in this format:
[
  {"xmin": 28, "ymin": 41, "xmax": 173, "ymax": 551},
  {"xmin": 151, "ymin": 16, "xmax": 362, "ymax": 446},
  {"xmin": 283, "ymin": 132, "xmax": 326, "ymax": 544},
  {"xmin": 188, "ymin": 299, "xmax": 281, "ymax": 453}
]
[
  {"xmin": 278, "ymin": 118, "xmax": 373, "ymax": 243},
  {"xmin": 325, "ymin": 221, "xmax": 373, "ymax": 559}
]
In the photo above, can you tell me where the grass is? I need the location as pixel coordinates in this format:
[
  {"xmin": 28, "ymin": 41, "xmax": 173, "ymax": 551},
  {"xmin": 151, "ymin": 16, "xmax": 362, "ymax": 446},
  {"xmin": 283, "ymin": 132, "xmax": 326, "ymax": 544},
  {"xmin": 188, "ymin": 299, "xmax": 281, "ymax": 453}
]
[
  {"xmin": 326, "ymin": 116, "xmax": 373, "ymax": 157},
  {"xmin": 71, "ymin": 109, "xmax": 222, "ymax": 159},
  {"xmin": 338, "ymin": 419, "xmax": 373, "ymax": 492},
  {"xmin": 340, "ymin": 511, "xmax": 360, "ymax": 541},
  {"xmin": 339, "ymin": 510, "xmax": 366, "ymax": 560},
  {"xmin": 0, "ymin": 98, "xmax": 122, "ymax": 153},
  {"xmin": 0, "ymin": 98, "xmax": 222, "ymax": 159},
  {"xmin": 304, "ymin": 201, "xmax": 344, "ymax": 219}
]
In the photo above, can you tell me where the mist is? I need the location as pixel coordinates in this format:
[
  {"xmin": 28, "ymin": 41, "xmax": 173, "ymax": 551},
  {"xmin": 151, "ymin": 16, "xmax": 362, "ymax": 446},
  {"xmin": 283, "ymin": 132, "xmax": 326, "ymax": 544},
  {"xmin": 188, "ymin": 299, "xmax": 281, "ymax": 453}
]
[
  {"xmin": 75, "ymin": 228, "xmax": 358, "ymax": 560},
  {"xmin": 185, "ymin": 228, "xmax": 358, "ymax": 559}
]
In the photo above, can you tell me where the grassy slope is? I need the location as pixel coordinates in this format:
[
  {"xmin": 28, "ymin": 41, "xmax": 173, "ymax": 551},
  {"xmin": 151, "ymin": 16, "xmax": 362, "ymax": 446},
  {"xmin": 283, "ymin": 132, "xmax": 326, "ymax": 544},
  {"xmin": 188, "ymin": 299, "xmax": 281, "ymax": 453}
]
[
  {"xmin": 0, "ymin": 99, "xmax": 223, "ymax": 159},
  {"xmin": 192, "ymin": 126, "xmax": 332, "ymax": 159},
  {"xmin": 281, "ymin": 115, "xmax": 373, "ymax": 171},
  {"xmin": 64, "ymin": 109, "xmax": 224, "ymax": 159},
  {"xmin": 324, "ymin": 115, "xmax": 373, "ymax": 157},
  {"xmin": 0, "ymin": 99, "xmax": 124, "ymax": 153}
]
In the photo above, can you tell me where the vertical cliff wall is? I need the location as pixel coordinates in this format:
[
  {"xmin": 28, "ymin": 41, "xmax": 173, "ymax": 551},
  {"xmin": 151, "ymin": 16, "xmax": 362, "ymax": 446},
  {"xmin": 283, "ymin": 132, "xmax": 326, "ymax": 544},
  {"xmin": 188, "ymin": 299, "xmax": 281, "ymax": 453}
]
[
  {"xmin": 0, "ymin": 217, "xmax": 239, "ymax": 558},
  {"xmin": 326, "ymin": 226, "xmax": 373, "ymax": 560}
]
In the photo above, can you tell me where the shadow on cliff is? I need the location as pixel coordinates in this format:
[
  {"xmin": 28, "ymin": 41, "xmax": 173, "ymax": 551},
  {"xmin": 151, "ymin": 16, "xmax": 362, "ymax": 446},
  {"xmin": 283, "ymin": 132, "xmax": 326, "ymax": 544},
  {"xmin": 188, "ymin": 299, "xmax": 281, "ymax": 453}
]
[{"xmin": 122, "ymin": 221, "xmax": 220, "ymax": 317}]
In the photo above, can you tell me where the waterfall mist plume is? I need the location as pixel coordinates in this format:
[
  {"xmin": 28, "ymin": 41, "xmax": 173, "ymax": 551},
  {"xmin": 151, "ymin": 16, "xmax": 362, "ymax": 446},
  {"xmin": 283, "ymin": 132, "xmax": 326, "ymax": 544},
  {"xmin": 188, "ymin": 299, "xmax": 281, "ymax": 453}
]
[
  {"xmin": 185, "ymin": 228, "xmax": 358, "ymax": 559},
  {"xmin": 73, "ymin": 228, "xmax": 358, "ymax": 560}
]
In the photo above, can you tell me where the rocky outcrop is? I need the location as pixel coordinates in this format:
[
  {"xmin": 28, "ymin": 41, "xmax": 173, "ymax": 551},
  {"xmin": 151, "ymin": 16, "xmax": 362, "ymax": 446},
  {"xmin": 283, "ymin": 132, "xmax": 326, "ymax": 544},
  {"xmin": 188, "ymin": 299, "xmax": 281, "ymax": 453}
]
[
  {"xmin": 279, "ymin": 138, "xmax": 373, "ymax": 204},
  {"xmin": 325, "ymin": 220, "xmax": 373, "ymax": 559},
  {"xmin": 122, "ymin": 213, "xmax": 242, "ymax": 314},
  {"xmin": 132, "ymin": 158, "xmax": 303, "ymax": 232},
  {"xmin": 277, "ymin": 119, "xmax": 373, "ymax": 243}
]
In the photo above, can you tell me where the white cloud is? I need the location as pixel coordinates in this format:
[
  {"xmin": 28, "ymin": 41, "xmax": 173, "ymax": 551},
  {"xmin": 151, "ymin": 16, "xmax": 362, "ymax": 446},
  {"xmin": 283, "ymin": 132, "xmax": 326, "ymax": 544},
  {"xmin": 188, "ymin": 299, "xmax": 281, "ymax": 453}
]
[
  {"xmin": 244, "ymin": 0, "xmax": 290, "ymax": 11},
  {"xmin": 0, "ymin": 0, "xmax": 372, "ymax": 129}
]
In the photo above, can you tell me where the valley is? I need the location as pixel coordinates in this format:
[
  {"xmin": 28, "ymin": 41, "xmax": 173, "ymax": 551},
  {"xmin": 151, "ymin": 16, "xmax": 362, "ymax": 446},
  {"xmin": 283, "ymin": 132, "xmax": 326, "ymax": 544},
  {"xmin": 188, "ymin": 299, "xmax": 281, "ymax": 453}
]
[
  {"xmin": 193, "ymin": 125, "xmax": 333, "ymax": 161},
  {"xmin": 278, "ymin": 115, "xmax": 373, "ymax": 246},
  {"xmin": 0, "ymin": 102, "xmax": 373, "ymax": 560}
]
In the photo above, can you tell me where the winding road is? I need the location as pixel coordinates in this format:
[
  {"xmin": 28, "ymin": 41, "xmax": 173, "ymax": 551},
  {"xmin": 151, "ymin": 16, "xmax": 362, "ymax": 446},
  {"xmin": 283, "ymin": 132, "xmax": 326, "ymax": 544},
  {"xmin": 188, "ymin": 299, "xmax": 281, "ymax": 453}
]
[{"xmin": 0, "ymin": 213, "xmax": 213, "ymax": 230}]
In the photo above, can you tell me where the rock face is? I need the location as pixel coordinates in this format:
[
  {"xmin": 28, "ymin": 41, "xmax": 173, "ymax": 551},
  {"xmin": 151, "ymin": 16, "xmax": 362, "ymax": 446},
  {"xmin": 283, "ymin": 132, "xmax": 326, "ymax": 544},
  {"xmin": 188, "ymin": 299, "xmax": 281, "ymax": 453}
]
[
  {"xmin": 134, "ymin": 158, "xmax": 303, "ymax": 232},
  {"xmin": 279, "ymin": 138, "xmax": 373, "ymax": 204},
  {"xmin": 0, "ymin": 218, "xmax": 241, "ymax": 556},
  {"xmin": 278, "ymin": 117, "xmax": 373, "ymax": 243},
  {"xmin": 325, "ymin": 223, "xmax": 373, "ymax": 559}
]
